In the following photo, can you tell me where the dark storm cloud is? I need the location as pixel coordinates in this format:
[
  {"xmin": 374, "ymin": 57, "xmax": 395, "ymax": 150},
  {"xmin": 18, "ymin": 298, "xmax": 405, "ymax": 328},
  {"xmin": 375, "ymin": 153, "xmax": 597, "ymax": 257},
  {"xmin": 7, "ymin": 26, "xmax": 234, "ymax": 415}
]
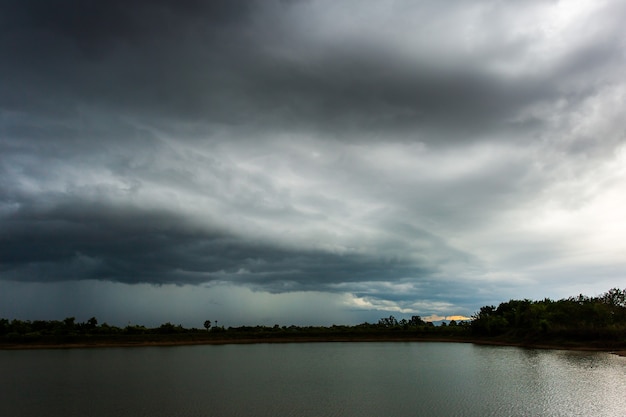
[
  {"xmin": 4, "ymin": 0, "xmax": 620, "ymax": 144},
  {"xmin": 2, "ymin": 0, "xmax": 626, "ymax": 323},
  {"xmin": 0, "ymin": 0, "xmax": 254, "ymax": 118},
  {"xmin": 0, "ymin": 187, "xmax": 432, "ymax": 290}
]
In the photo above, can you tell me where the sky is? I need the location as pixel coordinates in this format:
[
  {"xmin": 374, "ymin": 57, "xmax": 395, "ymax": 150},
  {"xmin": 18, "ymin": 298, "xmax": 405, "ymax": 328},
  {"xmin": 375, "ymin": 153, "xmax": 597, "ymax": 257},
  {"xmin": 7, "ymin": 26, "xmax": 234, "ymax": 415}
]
[{"xmin": 1, "ymin": 0, "xmax": 625, "ymax": 328}]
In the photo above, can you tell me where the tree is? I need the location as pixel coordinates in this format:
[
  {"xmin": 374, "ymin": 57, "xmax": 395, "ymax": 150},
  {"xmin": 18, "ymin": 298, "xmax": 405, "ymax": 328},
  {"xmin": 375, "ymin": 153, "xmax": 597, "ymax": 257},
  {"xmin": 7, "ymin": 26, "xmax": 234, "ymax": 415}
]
[
  {"xmin": 63, "ymin": 317, "xmax": 76, "ymax": 333},
  {"xmin": 203, "ymin": 320, "xmax": 211, "ymax": 332},
  {"xmin": 87, "ymin": 317, "xmax": 98, "ymax": 329},
  {"xmin": 410, "ymin": 315, "xmax": 426, "ymax": 326},
  {"xmin": 600, "ymin": 288, "xmax": 625, "ymax": 307},
  {"xmin": 378, "ymin": 315, "xmax": 398, "ymax": 328},
  {"xmin": 157, "ymin": 322, "xmax": 182, "ymax": 334},
  {"xmin": 0, "ymin": 318, "xmax": 9, "ymax": 335}
]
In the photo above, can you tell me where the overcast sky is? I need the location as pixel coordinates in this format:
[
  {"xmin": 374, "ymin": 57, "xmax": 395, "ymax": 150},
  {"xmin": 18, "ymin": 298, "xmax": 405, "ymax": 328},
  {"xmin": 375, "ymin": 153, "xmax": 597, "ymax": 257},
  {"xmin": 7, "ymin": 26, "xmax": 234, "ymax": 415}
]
[{"xmin": 1, "ymin": 0, "xmax": 625, "ymax": 327}]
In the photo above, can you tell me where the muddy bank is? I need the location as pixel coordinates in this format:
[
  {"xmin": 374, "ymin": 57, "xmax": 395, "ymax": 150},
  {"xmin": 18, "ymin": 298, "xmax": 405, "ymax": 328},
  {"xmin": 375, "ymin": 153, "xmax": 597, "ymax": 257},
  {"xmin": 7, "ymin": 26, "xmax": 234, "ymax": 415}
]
[{"xmin": 2, "ymin": 334, "xmax": 625, "ymax": 356}]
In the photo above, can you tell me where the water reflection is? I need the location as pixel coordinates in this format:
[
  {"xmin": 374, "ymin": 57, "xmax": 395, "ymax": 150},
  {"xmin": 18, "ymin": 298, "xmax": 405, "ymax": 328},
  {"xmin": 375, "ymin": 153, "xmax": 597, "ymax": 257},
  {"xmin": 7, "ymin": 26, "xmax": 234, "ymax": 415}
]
[{"xmin": 1, "ymin": 343, "xmax": 625, "ymax": 417}]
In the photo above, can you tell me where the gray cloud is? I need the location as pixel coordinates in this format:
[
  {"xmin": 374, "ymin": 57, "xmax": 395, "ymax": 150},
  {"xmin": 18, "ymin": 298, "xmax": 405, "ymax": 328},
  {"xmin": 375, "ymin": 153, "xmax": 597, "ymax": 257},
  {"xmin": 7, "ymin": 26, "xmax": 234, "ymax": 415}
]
[
  {"xmin": 4, "ymin": 1, "xmax": 623, "ymax": 144},
  {"xmin": 2, "ymin": 0, "xmax": 626, "ymax": 324},
  {"xmin": 0, "ymin": 188, "xmax": 438, "ymax": 289}
]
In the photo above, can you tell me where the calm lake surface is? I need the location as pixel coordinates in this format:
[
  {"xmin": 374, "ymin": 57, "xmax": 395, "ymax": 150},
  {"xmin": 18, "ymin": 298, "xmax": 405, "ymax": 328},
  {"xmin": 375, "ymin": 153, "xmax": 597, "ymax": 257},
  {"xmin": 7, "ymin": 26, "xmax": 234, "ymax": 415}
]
[{"xmin": 1, "ymin": 342, "xmax": 625, "ymax": 417}]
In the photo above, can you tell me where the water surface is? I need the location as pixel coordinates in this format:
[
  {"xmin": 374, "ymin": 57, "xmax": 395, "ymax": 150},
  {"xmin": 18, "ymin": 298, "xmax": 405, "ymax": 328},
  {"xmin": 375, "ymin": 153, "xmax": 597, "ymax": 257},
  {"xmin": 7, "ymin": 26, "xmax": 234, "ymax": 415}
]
[{"xmin": 1, "ymin": 342, "xmax": 625, "ymax": 416}]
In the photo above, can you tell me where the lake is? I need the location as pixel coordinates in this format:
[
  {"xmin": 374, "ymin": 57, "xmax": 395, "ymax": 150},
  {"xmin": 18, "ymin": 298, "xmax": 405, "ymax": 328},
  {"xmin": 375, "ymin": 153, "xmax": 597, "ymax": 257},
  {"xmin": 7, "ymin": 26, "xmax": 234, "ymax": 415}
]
[{"xmin": 1, "ymin": 342, "xmax": 625, "ymax": 416}]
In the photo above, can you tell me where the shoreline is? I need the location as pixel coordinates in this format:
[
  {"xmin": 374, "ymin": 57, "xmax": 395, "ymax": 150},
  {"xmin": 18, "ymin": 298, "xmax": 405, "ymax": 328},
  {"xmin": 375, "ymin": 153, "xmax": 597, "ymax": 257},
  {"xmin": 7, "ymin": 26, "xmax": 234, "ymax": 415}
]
[{"xmin": 2, "ymin": 336, "xmax": 625, "ymax": 356}]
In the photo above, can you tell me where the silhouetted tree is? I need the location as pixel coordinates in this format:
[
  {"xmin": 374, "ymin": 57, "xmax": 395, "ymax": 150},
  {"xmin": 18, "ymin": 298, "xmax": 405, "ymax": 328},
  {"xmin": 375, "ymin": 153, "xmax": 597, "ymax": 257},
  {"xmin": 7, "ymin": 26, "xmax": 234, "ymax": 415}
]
[
  {"xmin": 0, "ymin": 318, "xmax": 9, "ymax": 335},
  {"xmin": 86, "ymin": 317, "xmax": 98, "ymax": 330},
  {"xmin": 409, "ymin": 315, "xmax": 426, "ymax": 326},
  {"xmin": 64, "ymin": 317, "xmax": 76, "ymax": 329},
  {"xmin": 203, "ymin": 320, "xmax": 211, "ymax": 332},
  {"xmin": 378, "ymin": 315, "xmax": 398, "ymax": 328},
  {"xmin": 600, "ymin": 288, "xmax": 626, "ymax": 307}
]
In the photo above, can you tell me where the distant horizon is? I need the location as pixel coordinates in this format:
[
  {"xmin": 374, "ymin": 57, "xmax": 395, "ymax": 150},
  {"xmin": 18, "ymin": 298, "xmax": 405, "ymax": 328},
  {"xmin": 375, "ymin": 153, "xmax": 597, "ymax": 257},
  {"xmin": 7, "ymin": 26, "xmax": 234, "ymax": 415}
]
[
  {"xmin": 0, "ymin": 314, "xmax": 471, "ymax": 329},
  {"xmin": 4, "ymin": 286, "xmax": 623, "ymax": 329}
]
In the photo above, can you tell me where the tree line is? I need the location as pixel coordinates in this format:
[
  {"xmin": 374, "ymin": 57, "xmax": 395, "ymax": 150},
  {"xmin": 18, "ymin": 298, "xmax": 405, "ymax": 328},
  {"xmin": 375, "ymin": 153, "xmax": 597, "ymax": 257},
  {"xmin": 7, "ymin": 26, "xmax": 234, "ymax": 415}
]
[
  {"xmin": 0, "ymin": 314, "xmax": 462, "ymax": 340},
  {"xmin": 0, "ymin": 316, "xmax": 194, "ymax": 338},
  {"xmin": 1, "ymin": 288, "xmax": 624, "ymax": 346},
  {"xmin": 470, "ymin": 288, "xmax": 626, "ymax": 342}
]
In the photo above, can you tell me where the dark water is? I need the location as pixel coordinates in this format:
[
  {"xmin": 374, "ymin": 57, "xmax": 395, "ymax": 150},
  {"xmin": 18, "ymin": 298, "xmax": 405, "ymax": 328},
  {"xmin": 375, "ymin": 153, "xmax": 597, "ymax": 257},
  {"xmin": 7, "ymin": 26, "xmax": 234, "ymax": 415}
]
[{"xmin": 1, "ymin": 342, "xmax": 625, "ymax": 417}]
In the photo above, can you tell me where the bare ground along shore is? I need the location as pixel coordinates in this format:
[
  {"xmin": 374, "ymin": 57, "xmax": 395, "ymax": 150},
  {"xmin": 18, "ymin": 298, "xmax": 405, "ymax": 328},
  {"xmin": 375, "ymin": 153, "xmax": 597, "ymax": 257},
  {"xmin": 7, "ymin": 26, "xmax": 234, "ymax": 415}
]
[{"xmin": 2, "ymin": 335, "xmax": 625, "ymax": 356}]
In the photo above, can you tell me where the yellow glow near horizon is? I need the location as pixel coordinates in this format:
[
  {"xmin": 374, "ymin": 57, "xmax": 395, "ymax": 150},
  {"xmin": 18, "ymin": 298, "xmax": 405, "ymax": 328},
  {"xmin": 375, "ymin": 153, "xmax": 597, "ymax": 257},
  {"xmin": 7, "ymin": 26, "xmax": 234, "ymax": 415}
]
[{"xmin": 446, "ymin": 315, "xmax": 472, "ymax": 321}]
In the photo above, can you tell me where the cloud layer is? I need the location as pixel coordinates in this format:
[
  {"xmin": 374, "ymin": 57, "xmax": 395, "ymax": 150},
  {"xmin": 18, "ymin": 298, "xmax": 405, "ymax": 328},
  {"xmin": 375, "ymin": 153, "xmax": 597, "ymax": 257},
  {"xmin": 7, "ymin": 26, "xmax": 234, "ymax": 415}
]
[{"xmin": 1, "ymin": 0, "xmax": 625, "ymax": 324}]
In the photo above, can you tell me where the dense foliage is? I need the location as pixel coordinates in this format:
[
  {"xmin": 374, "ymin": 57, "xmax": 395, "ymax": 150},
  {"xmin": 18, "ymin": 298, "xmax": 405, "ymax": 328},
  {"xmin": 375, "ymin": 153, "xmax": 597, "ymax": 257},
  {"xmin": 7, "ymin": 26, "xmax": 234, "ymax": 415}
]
[
  {"xmin": 470, "ymin": 288, "xmax": 626, "ymax": 343},
  {"xmin": 0, "ymin": 313, "xmax": 468, "ymax": 345},
  {"xmin": 1, "ymin": 289, "xmax": 624, "ymax": 348}
]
